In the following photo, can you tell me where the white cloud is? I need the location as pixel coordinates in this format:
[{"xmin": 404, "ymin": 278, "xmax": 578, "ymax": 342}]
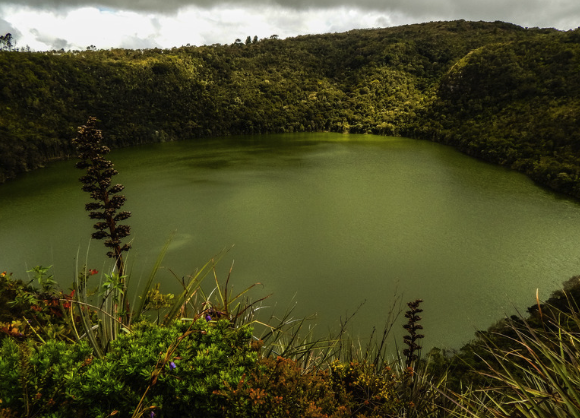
[
  {"xmin": 0, "ymin": 5, "xmax": 164, "ymax": 50},
  {"xmin": 0, "ymin": 4, "xmax": 417, "ymax": 50},
  {"xmin": 0, "ymin": 0, "xmax": 579, "ymax": 51}
]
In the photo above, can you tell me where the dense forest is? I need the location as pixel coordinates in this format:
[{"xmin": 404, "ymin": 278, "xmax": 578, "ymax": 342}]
[{"xmin": 1, "ymin": 20, "xmax": 580, "ymax": 197}]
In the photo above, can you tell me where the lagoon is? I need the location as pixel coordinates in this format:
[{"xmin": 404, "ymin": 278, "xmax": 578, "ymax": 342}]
[{"xmin": 1, "ymin": 133, "xmax": 579, "ymax": 350}]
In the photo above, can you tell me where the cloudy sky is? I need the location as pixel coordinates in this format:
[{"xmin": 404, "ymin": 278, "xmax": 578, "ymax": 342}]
[{"xmin": 1, "ymin": 0, "xmax": 579, "ymax": 51}]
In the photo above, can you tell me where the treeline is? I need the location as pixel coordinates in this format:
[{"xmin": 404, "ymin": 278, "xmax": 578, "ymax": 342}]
[{"xmin": 1, "ymin": 20, "xmax": 579, "ymax": 198}]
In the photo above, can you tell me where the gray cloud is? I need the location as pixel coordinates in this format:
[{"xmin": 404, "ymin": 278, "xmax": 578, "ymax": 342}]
[
  {"xmin": 0, "ymin": 0, "xmax": 576, "ymax": 22},
  {"xmin": 51, "ymin": 37, "xmax": 71, "ymax": 49},
  {"xmin": 0, "ymin": 16, "xmax": 21, "ymax": 37},
  {"xmin": 0, "ymin": 0, "xmax": 209, "ymax": 13},
  {"xmin": 2, "ymin": 0, "xmax": 448, "ymax": 13},
  {"xmin": 30, "ymin": 27, "xmax": 73, "ymax": 50},
  {"xmin": 2, "ymin": 0, "xmax": 578, "ymax": 32},
  {"xmin": 448, "ymin": 0, "xmax": 580, "ymax": 27}
]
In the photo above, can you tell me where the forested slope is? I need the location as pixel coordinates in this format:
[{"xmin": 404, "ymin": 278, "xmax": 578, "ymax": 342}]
[
  {"xmin": 1, "ymin": 20, "xmax": 579, "ymax": 197},
  {"xmin": 418, "ymin": 30, "xmax": 580, "ymax": 196}
]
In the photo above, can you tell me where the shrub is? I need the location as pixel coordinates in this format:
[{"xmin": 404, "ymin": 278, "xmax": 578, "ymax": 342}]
[
  {"xmin": 0, "ymin": 338, "xmax": 93, "ymax": 417},
  {"xmin": 330, "ymin": 360, "xmax": 408, "ymax": 417},
  {"xmin": 0, "ymin": 268, "xmax": 78, "ymax": 344},
  {"xmin": 0, "ymin": 319, "xmax": 258, "ymax": 418},
  {"xmin": 218, "ymin": 355, "xmax": 349, "ymax": 418}
]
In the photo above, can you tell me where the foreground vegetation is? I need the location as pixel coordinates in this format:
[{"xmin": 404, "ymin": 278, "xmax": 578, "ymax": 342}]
[
  {"xmin": 2, "ymin": 266, "xmax": 580, "ymax": 417},
  {"xmin": 1, "ymin": 20, "xmax": 580, "ymax": 198}
]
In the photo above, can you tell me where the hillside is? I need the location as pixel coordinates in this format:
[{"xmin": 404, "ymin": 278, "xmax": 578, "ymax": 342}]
[
  {"xmin": 1, "ymin": 20, "xmax": 579, "ymax": 197},
  {"xmin": 419, "ymin": 30, "xmax": 580, "ymax": 196}
]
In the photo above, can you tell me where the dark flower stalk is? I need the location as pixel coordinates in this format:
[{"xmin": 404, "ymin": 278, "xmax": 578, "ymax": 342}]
[
  {"xmin": 72, "ymin": 117, "xmax": 131, "ymax": 276},
  {"xmin": 403, "ymin": 299, "xmax": 424, "ymax": 369}
]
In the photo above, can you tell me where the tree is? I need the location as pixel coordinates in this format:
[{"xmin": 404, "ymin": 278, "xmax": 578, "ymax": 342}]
[{"xmin": 0, "ymin": 33, "xmax": 14, "ymax": 51}]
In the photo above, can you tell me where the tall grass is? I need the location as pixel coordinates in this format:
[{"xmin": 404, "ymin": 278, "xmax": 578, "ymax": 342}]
[{"xmin": 441, "ymin": 293, "xmax": 580, "ymax": 418}]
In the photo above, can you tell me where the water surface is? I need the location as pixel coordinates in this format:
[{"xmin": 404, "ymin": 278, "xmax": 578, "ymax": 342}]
[{"xmin": 1, "ymin": 133, "xmax": 579, "ymax": 350}]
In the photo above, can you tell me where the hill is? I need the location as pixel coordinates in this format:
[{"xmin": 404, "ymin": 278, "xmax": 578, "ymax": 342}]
[{"xmin": 1, "ymin": 20, "xmax": 579, "ymax": 197}]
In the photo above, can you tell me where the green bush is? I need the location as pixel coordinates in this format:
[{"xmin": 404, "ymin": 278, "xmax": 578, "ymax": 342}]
[
  {"xmin": 0, "ymin": 338, "xmax": 92, "ymax": 417},
  {"xmin": 0, "ymin": 319, "xmax": 258, "ymax": 417}
]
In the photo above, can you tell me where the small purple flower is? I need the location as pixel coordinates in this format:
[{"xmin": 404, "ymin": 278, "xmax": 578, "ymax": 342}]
[
  {"xmin": 169, "ymin": 361, "xmax": 176, "ymax": 370},
  {"xmin": 150, "ymin": 412, "xmax": 155, "ymax": 418},
  {"xmin": 205, "ymin": 314, "xmax": 212, "ymax": 322}
]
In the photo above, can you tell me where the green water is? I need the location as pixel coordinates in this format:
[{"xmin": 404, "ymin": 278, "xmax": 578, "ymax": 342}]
[{"xmin": 1, "ymin": 133, "xmax": 580, "ymax": 350}]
